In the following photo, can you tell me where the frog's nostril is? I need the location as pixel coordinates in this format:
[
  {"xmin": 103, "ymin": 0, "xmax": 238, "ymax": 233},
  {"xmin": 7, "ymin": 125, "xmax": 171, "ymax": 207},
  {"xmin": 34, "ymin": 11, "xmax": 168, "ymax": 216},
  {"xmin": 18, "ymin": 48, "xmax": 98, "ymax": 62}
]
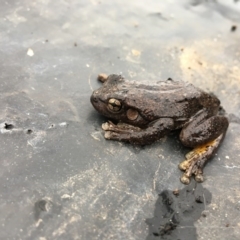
[{"xmin": 91, "ymin": 94, "xmax": 98, "ymax": 103}]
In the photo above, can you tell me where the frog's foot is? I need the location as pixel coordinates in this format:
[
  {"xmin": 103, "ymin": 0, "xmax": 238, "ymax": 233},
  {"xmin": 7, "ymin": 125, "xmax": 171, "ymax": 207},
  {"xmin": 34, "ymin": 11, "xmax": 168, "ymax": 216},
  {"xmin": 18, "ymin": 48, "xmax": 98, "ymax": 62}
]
[
  {"xmin": 102, "ymin": 121, "xmax": 141, "ymax": 139},
  {"xmin": 102, "ymin": 121, "xmax": 144, "ymax": 143},
  {"xmin": 179, "ymin": 134, "xmax": 224, "ymax": 184},
  {"xmin": 102, "ymin": 118, "xmax": 174, "ymax": 145}
]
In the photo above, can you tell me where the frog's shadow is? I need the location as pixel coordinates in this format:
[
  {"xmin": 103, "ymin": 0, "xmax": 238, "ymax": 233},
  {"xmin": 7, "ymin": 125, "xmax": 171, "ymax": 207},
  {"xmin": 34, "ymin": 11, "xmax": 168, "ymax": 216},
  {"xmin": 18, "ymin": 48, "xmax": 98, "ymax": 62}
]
[
  {"xmin": 87, "ymin": 110, "xmax": 108, "ymax": 130},
  {"xmin": 145, "ymin": 181, "xmax": 212, "ymax": 240}
]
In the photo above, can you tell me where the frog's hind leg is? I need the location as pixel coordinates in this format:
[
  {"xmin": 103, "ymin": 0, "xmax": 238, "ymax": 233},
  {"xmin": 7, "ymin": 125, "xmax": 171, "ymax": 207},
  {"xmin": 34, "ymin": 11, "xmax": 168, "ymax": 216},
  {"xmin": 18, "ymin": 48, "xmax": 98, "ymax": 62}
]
[
  {"xmin": 179, "ymin": 114, "xmax": 229, "ymax": 184},
  {"xmin": 179, "ymin": 134, "xmax": 224, "ymax": 184}
]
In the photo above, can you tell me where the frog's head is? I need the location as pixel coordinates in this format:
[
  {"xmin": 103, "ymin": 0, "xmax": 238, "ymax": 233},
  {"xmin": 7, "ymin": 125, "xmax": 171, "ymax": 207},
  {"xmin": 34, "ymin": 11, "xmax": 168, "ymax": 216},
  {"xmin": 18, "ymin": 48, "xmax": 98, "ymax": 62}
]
[{"xmin": 90, "ymin": 74, "xmax": 148, "ymax": 126}]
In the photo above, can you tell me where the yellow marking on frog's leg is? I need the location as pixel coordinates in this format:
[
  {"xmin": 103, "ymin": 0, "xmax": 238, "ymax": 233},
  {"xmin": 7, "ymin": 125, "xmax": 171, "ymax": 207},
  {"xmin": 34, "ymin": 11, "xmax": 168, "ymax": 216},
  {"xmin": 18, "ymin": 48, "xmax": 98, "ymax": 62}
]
[
  {"xmin": 185, "ymin": 150, "xmax": 196, "ymax": 160},
  {"xmin": 179, "ymin": 134, "xmax": 223, "ymax": 184}
]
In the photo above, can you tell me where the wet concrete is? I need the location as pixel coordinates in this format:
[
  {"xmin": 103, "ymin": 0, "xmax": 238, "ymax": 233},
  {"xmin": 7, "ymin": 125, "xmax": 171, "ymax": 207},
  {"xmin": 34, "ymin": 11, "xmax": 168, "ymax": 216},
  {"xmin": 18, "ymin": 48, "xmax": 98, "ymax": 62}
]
[{"xmin": 0, "ymin": 0, "xmax": 240, "ymax": 239}]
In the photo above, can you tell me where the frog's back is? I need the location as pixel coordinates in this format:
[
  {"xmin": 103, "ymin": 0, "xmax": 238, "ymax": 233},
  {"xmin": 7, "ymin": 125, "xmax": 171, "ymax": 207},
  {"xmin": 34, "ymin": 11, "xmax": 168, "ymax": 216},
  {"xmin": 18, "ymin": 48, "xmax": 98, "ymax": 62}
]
[{"xmin": 124, "ymin": 80, "xmax": 212, "ymax": 120}]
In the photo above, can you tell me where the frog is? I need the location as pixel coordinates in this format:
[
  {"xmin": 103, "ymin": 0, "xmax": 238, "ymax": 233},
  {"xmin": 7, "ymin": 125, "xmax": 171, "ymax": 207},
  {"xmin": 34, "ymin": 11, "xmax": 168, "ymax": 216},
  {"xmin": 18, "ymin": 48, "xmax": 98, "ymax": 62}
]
[{"xmin": 90, "ymin": 74, "xmax": 229, "ymax": 184}]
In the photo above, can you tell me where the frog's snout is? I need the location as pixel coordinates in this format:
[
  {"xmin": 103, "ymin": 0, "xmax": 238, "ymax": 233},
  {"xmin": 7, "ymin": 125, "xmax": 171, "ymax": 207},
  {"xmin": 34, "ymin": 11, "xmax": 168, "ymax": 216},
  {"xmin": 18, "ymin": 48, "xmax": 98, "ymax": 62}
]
[
  {"xmin": 90, "ymin": 91, "xmax": 99, "ymax": 104},
  {"xmin": 91, "ymin": 94, "xmax": 97, "ymax": 103}
]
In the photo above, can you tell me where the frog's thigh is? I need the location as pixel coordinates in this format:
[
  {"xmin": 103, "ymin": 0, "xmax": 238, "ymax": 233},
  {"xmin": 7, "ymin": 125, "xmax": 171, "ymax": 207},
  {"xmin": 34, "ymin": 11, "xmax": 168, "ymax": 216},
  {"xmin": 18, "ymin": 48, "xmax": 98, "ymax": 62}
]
[{"xmin": 179, "ymin": 115, "xmax": 229, "ymax": 148}]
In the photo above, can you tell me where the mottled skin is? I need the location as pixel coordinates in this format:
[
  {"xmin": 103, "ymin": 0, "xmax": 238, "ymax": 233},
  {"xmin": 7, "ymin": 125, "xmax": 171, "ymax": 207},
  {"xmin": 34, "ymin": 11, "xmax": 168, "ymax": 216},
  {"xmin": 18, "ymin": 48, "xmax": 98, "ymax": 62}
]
[{"xmin": 91, "ymin": 74, "xmax": 229, "ymax": 184}]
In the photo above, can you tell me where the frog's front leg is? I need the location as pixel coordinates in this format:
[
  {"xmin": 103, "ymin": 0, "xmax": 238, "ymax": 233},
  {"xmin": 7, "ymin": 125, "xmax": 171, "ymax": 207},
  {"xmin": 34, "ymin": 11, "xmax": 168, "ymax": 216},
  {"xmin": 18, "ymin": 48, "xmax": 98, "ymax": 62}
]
[
  {"xmin": 179, "ymin": 110, "xmax": 229, "ymax": 184},
  {"xmin": 102, "ymin": 118, "xmax": 174, "ymax": 145}
]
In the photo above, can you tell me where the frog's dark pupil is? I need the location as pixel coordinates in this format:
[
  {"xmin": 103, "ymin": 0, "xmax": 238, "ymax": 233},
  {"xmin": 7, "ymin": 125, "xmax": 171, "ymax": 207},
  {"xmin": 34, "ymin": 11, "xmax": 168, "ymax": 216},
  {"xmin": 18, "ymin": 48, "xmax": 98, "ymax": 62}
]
[
  {"xmin": 109, "ymin": 103, "xmax": 121, "ymax": 111},
  {"xmin": 112, "ymin": 102, "xmax": 119, "ymax": 107}
]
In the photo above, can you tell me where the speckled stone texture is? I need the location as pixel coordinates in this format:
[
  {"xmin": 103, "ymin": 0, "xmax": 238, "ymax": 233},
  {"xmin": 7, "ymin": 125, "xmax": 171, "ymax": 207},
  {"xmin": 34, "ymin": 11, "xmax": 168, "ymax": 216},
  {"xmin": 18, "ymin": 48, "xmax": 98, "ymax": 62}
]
[{"xmin": 0, "ymin": 0, "xmax": 240, "ymax": 239}]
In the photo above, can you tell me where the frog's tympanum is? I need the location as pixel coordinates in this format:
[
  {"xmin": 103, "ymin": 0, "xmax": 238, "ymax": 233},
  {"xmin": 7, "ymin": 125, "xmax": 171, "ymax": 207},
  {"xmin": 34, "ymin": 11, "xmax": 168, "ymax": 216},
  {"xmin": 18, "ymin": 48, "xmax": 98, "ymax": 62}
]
[{"xmin": 90, "ymin": 74, "xmax": 229, "ymax": 184}]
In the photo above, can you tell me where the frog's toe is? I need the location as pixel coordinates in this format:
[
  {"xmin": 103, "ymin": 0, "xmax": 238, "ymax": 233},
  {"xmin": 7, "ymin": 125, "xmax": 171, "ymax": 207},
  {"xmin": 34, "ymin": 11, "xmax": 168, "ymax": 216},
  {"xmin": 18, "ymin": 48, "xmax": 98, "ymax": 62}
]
[
  {"xmin": 180, "ymin": 174, "xmax": 191, "ymax": 185},
  {"xmin": 179, "ymin": 152, "xmax": 204, "ymax": 184},
  {"xmin": 180, "ymin": 167, "xmax": 203, "ymax": 184},
  {"xmin": 102, "ymin": 122, "xmax": 110, "ymax": 131},
  {"xmin": 104, "ymin": 131, "xmax": 121, "ymax": 140},
  {"xmin": 104, "ymin": 131, "xmax": 112, "ymax": 139},
  {"xmin": 195, "ymin": 173, "xmax": 204, "ymax": 182},
  {"xmin": 178, "ymin": 159, "xmax": 192, "ymax": 171},
  {"xmin": 102, "ymin": 121, "xmax": 115, "ymax": 131}
]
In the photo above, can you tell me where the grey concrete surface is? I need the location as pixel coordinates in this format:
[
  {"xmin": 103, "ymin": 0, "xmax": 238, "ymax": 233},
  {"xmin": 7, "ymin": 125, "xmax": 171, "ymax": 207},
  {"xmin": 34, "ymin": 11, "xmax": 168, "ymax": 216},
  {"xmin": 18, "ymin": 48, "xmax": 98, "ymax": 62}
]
[{"xmin": 0, "ymin": 0, "xmax": 240, "ymax": 239}]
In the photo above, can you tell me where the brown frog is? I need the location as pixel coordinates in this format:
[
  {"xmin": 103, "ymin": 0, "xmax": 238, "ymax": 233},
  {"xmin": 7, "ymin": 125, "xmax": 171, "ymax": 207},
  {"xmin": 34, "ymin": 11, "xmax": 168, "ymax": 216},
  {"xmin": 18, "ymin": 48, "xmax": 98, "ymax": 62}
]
[{"xmin": 90, "ymin": 74, "xmax": 229, "ymax": 184}]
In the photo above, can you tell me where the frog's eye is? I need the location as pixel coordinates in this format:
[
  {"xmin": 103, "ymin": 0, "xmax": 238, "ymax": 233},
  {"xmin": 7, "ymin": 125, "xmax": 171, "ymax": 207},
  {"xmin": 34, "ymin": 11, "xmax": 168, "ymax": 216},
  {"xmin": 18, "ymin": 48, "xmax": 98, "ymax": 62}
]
[{"xmin": 108, "ymin": 98, "xmax": 122, "ymax": 112}]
